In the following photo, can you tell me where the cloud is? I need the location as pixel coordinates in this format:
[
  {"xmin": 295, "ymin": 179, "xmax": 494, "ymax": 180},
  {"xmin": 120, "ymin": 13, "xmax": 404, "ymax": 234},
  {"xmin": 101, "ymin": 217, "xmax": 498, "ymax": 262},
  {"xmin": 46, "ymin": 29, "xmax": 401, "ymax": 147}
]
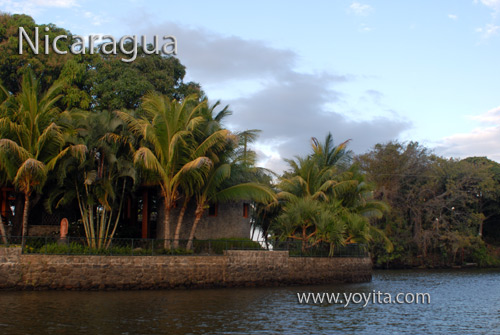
[
  {"xmin": 138, "ymin": 22, "xmax": 411, "ymax": 172},
  {"xmin": 475, "ymin": 0, "xmax": 500, "ymax": 38},
  {"xmin": 83, "ymin": 11, "xmax": 107, "ymax": 26},
  {"xmin": 476, "ymin": 23, "xmax": 500, "ymax": 38},
  {"xmin": 0, "ymin": 0, "xmax": 79, "ymax": 15},
  {"xmin": 349, "ymin": 2, "xmax": 373, "ymax": 16},
  {"xmin": 359, "ymin": 23, "xmax": 374, "ymax": 32},
  {"xmin": 435, "ymin": 106, "xmax": 500, "ymax": 161},
  {"xmin": 476, "ymin": 0, "xmax": 500, "ymax": 16},
  {"xmin": 30, "ymin": 0, "xmax": 79, "ymax": 7},
  {"xmin": 140, "ymin": 23, "xmax": 295, "ymax": 84},
  {"xmin": 471, "ymin": 106, "xmax": 500, "ymax": 122},
  {"xmin": 448, "ymin": 14, "xmax": 458, "ymax": 20},
  {"xmin": 363, "ymin": 89, "xmax": 384, "ymax": 105},
  {"xmin": 228, "ymin": 77, "xmax": 411, "ymax": 165}
]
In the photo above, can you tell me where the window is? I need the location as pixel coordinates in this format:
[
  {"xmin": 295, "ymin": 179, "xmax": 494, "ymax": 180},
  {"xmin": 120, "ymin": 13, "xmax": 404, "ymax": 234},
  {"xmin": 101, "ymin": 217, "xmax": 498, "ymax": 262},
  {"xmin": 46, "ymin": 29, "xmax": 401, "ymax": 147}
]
[
  {"xmin": 208, "ymin": 204, "xmax": 218, "ymax": 217},
  {"xmin": 243, "ymin": 203, "xmax": 249, "ymax": 218}
]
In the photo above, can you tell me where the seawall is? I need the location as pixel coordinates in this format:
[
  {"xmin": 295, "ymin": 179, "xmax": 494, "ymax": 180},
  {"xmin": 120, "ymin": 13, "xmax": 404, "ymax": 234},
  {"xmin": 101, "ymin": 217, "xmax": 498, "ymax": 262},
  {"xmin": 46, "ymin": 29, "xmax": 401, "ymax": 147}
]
[{"xmin": 0, "ymin": 248, "xmax": 372, "ymax": 290}]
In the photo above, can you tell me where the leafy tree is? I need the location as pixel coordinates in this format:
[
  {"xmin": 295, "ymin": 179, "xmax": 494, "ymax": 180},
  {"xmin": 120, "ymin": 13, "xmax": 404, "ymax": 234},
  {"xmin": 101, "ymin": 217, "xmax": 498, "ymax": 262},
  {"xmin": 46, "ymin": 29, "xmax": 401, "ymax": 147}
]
[
  {"xmin": 357, "ymin": 141, "xmax": 500, "ymax": 267},
  {"xmin": 0, "ymin": 72, "xmax": 66, "ymax": 242},
  {"xmin": 88, "ymin": 46, "xmax": 202, "ymax": 111},
  {"xmin": 0, "ymin": 13, "xmax": 73, "ymax": 94},
  {"xmin": 0, "ymin": 13, "xmax": 201, "ymax": 111}
]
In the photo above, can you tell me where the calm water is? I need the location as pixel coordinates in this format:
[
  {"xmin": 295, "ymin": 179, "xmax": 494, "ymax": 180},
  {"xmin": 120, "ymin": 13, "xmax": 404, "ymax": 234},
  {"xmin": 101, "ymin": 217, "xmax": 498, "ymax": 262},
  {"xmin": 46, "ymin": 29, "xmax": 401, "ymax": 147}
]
[{"xmin": 0, "ymin": 269, "xmax": 499, "ymax": 335}]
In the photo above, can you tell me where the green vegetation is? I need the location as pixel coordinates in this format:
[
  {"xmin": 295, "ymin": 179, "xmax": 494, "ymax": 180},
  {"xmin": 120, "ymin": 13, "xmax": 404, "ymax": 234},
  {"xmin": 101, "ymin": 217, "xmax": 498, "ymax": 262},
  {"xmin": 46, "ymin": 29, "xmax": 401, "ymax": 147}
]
[
  {"xmin": 0, "ymin": 13, "xmax": 499, "ymax": 267},
  {"xmin": 193, "ymin": 238, "xmax": 263, "ymax": 255},
  {"xmin": 258, "ymin": 134, "xmax": 391, "ymax": 257},
  {"xmin": 357, "ymin": 142, "xmax": 500, "ymax": 268}
]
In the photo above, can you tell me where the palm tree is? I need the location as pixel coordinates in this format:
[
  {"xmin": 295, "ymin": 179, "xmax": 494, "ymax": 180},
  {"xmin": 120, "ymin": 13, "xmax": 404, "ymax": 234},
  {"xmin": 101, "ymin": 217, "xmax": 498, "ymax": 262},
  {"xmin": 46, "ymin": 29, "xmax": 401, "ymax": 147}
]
[
  {"xmin": 0, "ymin": 72, "xmax": 66, "ymax": 243},
  {"xmin": 171, "ymin": 100, "xmax": 238, "ymax": 248},
  {"xmin": 338, "ymin": 166, "xmax": 393, "ymax": 252},
  {"xmin": 272, "ymin": 133, "xmax": 391, "ymax": 255},
  {"xmin": 311, "ymin": 132, "xmax": 352, "ymax": 170},
  {"xmin": 0, "ymin": 82, "xmax": 10, "ymax": 243},
  {"xmin": 117, "ymin": 93, "xmax": 229, "ymax": 248},
  {"xmin": 186, "ymin": 162, "xmax": 275, "ymax": 250},
  {"xmin": 47, "ymin": 110, "xmax": 135, "ymax": 248}
]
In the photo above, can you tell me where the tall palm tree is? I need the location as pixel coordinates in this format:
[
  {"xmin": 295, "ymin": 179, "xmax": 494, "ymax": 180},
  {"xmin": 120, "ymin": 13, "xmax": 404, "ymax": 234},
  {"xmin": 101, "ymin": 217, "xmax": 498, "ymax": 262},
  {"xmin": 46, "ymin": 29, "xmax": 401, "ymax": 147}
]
[
  {"xmin": 172, "ymin": 100, "xmax": 233, "ymax": 248},
  {"xmin": 311, "ymin": 132, "xmax": 352, "ymax": 170},
  {"xmin": 117, "ymin": 93, "xmax": 229, "ymax": 248},
  {"xmin": 0, "ymin": 72, "xmax": 66, "ymax": 242}
]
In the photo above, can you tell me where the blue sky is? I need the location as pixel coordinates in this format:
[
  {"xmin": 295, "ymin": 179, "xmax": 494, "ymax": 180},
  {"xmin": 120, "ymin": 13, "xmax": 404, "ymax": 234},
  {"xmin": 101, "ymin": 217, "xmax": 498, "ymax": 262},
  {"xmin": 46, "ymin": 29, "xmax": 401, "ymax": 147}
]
[{"xmin": 1, "ymin": 0, "xmax": 500, "ymax": 172}]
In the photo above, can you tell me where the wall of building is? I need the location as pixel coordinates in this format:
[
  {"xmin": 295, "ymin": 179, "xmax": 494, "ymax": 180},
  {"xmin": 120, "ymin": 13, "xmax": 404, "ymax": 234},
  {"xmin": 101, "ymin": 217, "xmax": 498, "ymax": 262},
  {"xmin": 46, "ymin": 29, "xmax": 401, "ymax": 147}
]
[
  {"xmin": 0, "ymin": 248, "xmax": 372, "ymax": 290},
  {"xmin": 159, "ymin": 201, "xmax": 251, "ymax": 240}
]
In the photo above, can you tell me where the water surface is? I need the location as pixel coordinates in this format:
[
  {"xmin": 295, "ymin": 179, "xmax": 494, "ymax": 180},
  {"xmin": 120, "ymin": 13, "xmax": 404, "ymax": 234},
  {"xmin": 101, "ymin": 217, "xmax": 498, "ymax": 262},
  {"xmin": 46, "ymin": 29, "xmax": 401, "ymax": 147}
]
[{"xmin": 0, "ymin": 269, "xmax": 499, "ymax": 334}]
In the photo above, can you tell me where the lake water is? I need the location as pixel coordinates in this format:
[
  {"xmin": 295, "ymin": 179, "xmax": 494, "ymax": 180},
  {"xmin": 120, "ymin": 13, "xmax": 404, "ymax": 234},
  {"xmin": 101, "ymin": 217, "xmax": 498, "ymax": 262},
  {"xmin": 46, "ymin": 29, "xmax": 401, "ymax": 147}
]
[{"xmin": 0, "ymin": 269, "xmax": 499, "ymax": 334}]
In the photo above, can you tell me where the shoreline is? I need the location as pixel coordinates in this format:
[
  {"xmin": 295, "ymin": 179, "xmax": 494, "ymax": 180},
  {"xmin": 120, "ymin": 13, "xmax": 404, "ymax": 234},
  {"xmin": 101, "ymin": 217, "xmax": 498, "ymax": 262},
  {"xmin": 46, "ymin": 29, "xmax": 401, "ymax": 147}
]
[{"xmin": 0, "ymin": 248, "xmax": 372, "ymax": 291}]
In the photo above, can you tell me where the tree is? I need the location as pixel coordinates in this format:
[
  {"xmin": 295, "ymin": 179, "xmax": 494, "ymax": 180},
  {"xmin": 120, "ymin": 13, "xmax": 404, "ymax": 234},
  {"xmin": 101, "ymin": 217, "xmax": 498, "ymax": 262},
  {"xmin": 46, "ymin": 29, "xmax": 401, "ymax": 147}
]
[
  {"xmin": 0, "ymin": 13, "xmax": 73, "ymax": 94},
  {"xmin": 186, "ymin": 163, "xmax": 275, "ymax": 250},
  {"xmin": 0, "ymin": 13, "xmax": 201, "ymax": 111},
  {"xmin": 171, "ymin": 100, "xmax": 232, "ymax": 248},
  {"xmin": 357, "ymin": 141, "xmax": 500, "ymax": 267},
  {"xmin": 0, "ymin": 81, "xmax": 9, "ymax": 243},
  {"xmin": 0, "ymin": 72, "xmax": 66, "ymax": 242},
  {"xmin": 117, "ymin": 93, "xmax": 228, "ymax": 248},
  {"xmin": 271, "ymin": 133, "xmax": 388, "ymax": 255},
  {"xmin": 47, "ymin": 110, "xmax": 135, "ymax": 248}
]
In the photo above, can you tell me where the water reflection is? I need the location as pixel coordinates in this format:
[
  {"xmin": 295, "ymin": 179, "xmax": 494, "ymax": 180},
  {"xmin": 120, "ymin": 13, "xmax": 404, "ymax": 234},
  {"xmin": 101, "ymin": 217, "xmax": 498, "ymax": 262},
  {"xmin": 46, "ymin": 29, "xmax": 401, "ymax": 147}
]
[{"xmin": 0, "ymin": 269, "xmax": 499, "ymax": 334}]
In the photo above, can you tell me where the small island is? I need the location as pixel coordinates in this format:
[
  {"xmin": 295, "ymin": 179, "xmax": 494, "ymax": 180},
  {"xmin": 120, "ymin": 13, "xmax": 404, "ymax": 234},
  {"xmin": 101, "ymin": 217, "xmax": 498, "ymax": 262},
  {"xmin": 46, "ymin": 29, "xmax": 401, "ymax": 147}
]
[{"xmin": 0, "ymin": 13, "xmax": 499, "ymax": 292}]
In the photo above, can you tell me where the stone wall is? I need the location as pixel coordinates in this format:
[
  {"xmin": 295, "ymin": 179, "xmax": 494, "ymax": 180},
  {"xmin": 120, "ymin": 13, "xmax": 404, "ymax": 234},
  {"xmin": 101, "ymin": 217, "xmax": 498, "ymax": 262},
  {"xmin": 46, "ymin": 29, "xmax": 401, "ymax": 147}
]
[{"xmin": 0, "ymin": 248, "xmax": 372, "ymax": 290}]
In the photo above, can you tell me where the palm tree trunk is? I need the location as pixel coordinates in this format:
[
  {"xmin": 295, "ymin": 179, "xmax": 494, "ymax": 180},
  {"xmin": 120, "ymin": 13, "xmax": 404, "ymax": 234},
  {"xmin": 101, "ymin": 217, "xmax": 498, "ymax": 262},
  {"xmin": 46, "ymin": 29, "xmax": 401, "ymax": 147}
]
[
  {"xmin": 163, "ymin": 200, "xmax": 171, "ymax": 250},
  {"xmin": 186, "ymin": 205, "xmax": 204, "ymax": 250},
  {"xmin": 0, "ymin": 212, "xmax": 7, "ymax": 244},
  {"xmin": 173, "ymin": 197, "xmax": 189, "ymax": 249},
  {"xmin": 21, "ymin": 193, "xmax": 29, "ymax": 247},
  {"xmin": 301, "ymin": 225, "xmax": 307, "ymax": 253}
]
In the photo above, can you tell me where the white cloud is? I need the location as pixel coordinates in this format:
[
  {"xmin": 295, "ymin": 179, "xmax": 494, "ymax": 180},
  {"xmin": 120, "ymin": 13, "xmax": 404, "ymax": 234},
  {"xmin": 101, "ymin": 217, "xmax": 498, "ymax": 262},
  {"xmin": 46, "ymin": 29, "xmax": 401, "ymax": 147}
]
[
  {"xmin": 476, "ymin": 0, "xmax": 500, "ymax": 16},
  {"xmin": 476, "ymin": 23, "xmax": 500, "ymax": 38},
  {"xmin": 30, "ymin": 0, "xmax": 79, "ymax": 7},
  {"xmin": 436, "ymin": 106, "xmax": 500, "ymax": 161},
  {"xmin": 448, "ymin": 14, "xmax": 458, "ymax": 20},
  {"xmin": 471, "ymin": 106, "xmax": 500, "ymax": 123},
  {"xmin": 0, "ymin": 0, "xmax": 79, "ymax": 15},
  {"xmin": 359, "ymin": 23, "xmax": 373, "ymax": 32},
  {"xmin": 474, "ymin": 0, "xmax": 500, "ymax": 39},
  {"xmin": 349, "ymin": 2, "xmax": 373, "ymax": 16},
  {"xmin": 83, "ymin": 10, "xmax": 107, "ymax": 26}
]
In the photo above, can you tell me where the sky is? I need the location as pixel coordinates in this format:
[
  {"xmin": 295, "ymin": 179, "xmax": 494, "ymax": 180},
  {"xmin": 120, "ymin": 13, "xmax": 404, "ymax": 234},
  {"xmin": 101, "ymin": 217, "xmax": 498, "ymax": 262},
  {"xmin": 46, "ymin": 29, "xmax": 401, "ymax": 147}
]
[{"xmin": 1, "ymin": 0, "xmax": 500, "ymax": 173}]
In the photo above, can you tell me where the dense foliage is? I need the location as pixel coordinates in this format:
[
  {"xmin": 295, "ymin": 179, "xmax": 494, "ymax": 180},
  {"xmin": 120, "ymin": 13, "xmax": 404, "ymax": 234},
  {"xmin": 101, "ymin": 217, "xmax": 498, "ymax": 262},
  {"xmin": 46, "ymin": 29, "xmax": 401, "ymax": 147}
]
[
  {"xmin": 357, "ymin": 142, "xmax": 500, "ymax": 267},
  {"xmin": 0, "ymin": 13, "xmax": 499, "ymax": 266}
]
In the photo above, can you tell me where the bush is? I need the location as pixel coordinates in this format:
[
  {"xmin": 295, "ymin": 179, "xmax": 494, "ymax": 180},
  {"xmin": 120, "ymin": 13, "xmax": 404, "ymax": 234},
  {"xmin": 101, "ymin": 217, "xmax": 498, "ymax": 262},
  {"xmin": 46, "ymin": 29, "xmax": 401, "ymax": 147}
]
[{"xmin": 194, "ymin": 238, "xmax": 262, "ymax": 254}]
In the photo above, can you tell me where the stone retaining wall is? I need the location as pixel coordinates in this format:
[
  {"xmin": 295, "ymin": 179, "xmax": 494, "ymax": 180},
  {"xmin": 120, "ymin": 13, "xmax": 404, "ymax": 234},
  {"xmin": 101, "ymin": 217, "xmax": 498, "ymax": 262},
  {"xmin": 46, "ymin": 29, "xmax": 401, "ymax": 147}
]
[{"xmin": 0, "ymin": 248, "xmax": 371, "ymax": 290}]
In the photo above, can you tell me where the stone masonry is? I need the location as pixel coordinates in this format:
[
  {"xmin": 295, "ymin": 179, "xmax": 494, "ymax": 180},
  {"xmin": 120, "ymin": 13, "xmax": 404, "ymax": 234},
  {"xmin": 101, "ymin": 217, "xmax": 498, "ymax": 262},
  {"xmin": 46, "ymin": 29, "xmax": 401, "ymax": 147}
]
[{"xmin": 0, "ymin": 248, "xmax": 372, "ymax": 290}]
